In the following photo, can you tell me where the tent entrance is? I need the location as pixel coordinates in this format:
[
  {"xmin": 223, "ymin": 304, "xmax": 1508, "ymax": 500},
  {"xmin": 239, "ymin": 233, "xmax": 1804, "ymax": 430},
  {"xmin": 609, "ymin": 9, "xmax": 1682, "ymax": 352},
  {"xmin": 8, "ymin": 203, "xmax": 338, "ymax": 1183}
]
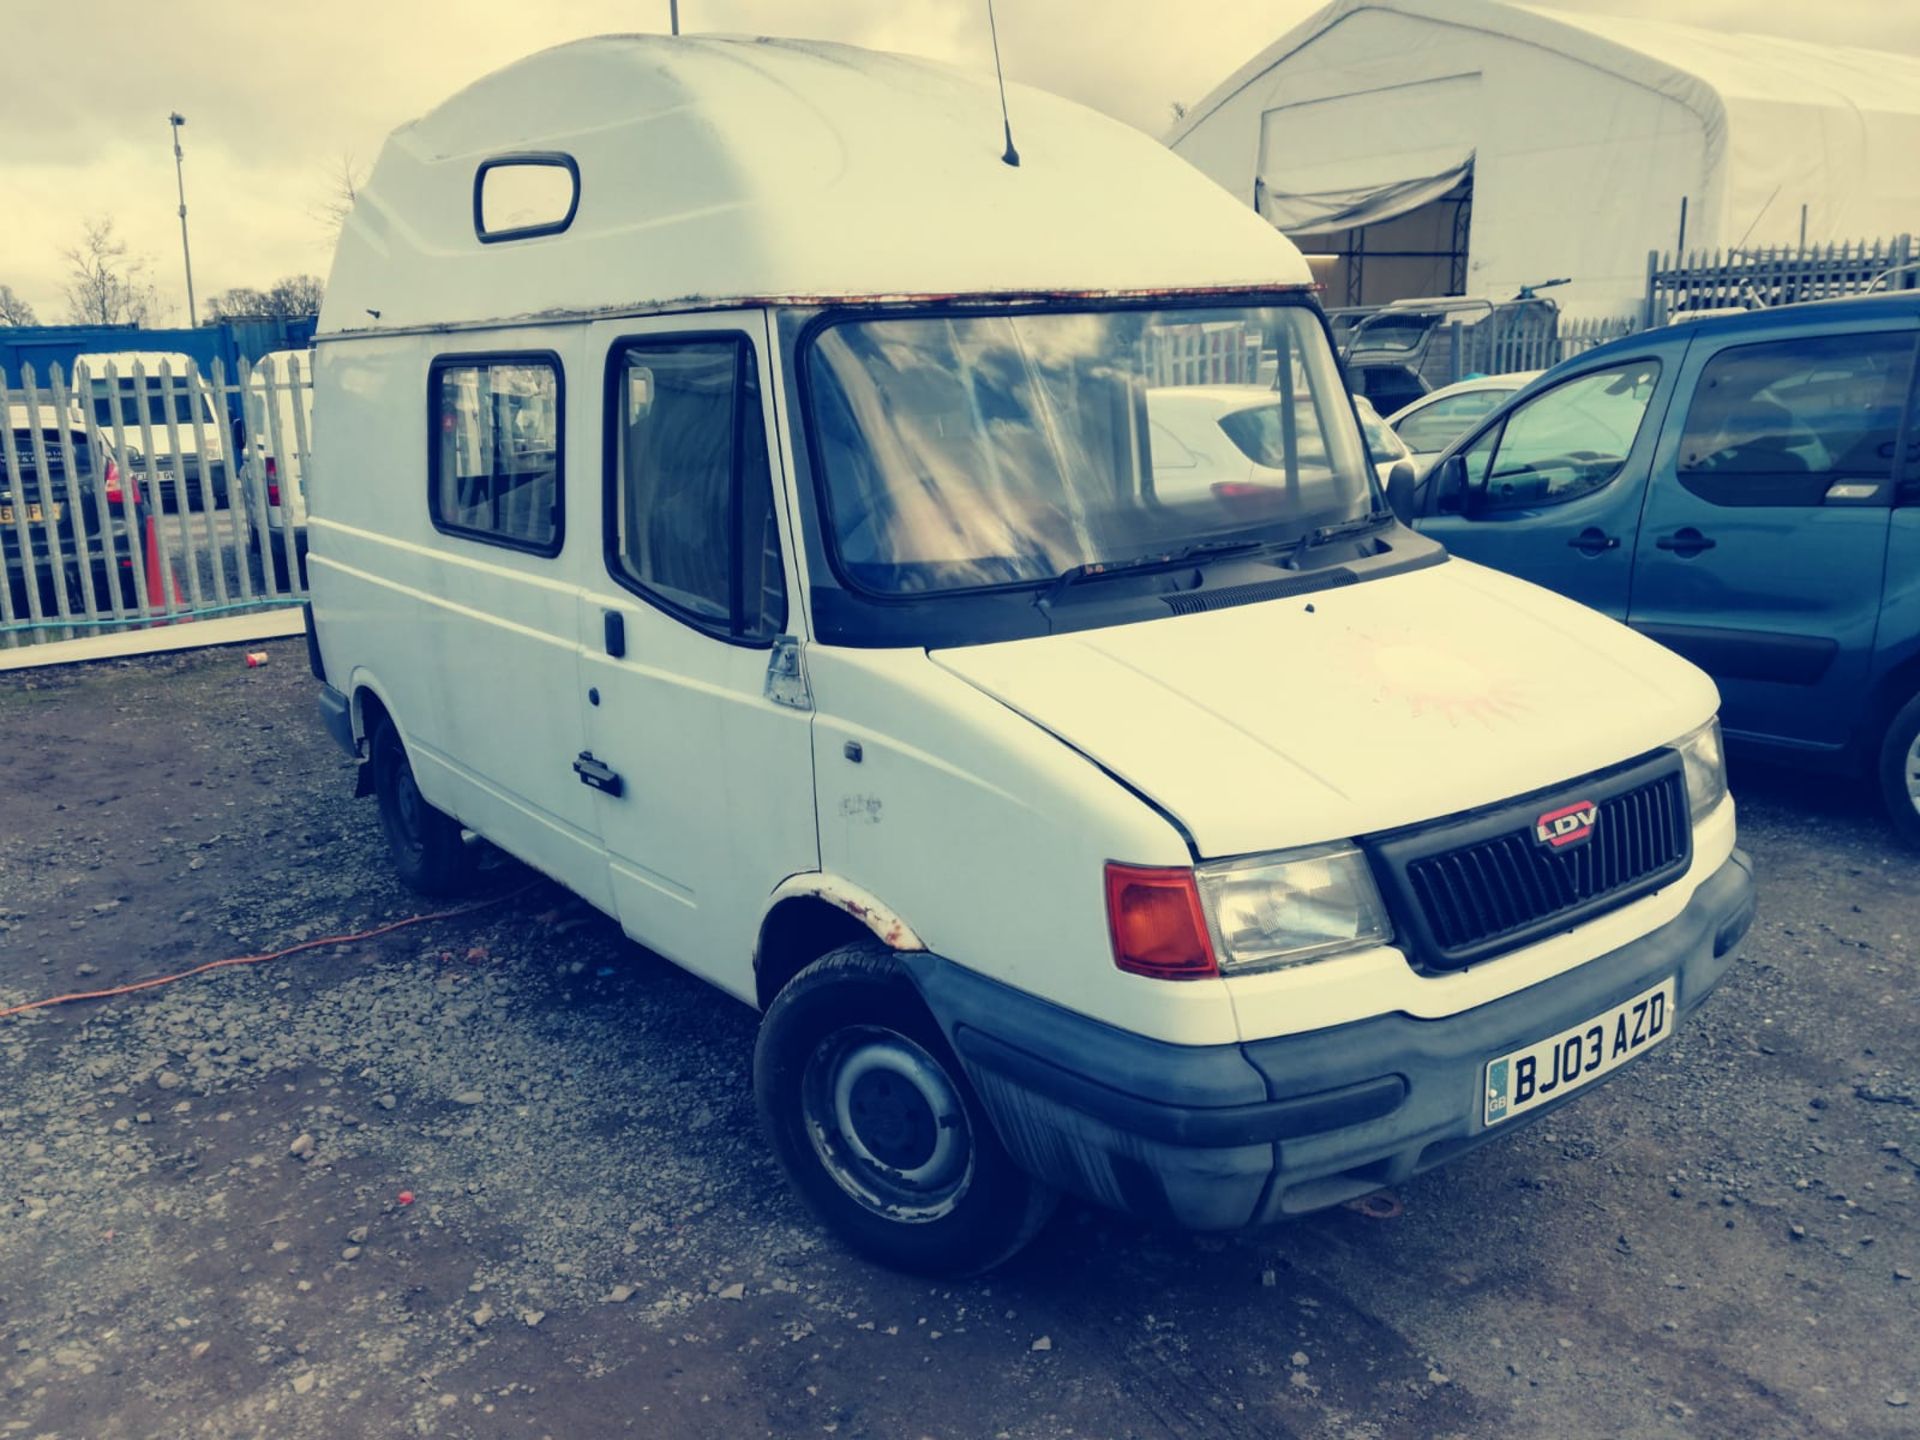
[
  {"xmin": 1252, "ymin": 68, "xmax": 1480, "ymax": 310},
  {"xmin": 1284, "ymin": 168, "xmax": 1473, "ymax": 308}
]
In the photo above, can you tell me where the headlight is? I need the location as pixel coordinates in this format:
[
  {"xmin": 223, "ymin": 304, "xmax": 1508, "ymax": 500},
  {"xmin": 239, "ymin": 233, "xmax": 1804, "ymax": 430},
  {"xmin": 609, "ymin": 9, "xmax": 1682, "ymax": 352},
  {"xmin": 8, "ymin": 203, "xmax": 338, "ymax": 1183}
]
[
  {"xmin": 1195, "ymin": 842, "xmax": 1392, "ymax": 974},
  {"xmin": 1675, "ymin": 717, "xmax": 1727, "ymax": 819}
]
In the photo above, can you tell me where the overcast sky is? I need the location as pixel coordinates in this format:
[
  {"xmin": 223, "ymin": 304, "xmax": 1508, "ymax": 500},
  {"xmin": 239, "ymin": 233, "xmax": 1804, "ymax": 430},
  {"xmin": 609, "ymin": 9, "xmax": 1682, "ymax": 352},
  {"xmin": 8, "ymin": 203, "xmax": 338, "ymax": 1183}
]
[{"xmin": 2, "ymin": 0, "xmax": 1916, "ymax": 324}]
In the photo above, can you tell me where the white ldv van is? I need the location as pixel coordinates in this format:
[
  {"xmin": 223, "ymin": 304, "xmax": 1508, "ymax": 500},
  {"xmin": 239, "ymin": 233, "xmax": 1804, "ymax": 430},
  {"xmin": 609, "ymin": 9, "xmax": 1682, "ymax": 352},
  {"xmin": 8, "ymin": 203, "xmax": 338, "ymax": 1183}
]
[
  {"xmin": 306, "ymin": 37, "xmax": 1755, "ymax": 1275},
  {"xmin": 71, "ymin": 352, "xmax": 230, "ymax": 513}
]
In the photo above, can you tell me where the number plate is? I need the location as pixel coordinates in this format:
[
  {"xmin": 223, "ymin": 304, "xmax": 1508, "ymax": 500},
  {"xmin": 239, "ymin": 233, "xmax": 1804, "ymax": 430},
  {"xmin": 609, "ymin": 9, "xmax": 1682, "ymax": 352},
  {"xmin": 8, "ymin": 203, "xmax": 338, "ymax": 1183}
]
[
  {"xmin": 1482, "ymin": 978, "xmax": 1674, "ymax": 1127},
  {"xmin": 0, "ymin": 502, "xmax": 58, "ymax": 524}
]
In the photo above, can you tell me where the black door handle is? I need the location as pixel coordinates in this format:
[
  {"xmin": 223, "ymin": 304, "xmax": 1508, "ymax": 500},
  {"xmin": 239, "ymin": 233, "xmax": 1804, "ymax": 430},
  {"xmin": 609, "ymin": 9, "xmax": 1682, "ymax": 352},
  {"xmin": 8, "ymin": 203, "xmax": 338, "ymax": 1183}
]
[
  {"xmin": 1655, "ymin": 527, "xmax": 1717, "ymax": 558},
  {"xmin": 604, "ymin": 610, "xmax": 626, "ymax": 658},
  {"xmin": 573, "ymin": 751, "xmax": 623, "ymax": 797},
  {"xmin": 1566, "ymin": 527, "xmax": 1620, "ymax": 556}
]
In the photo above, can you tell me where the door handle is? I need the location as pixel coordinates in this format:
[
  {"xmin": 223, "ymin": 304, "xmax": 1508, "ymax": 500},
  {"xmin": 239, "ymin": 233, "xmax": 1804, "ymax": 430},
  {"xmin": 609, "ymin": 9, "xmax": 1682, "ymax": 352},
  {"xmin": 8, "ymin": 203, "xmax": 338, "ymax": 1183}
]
[
  {"xmin": 603, "ymin": 610, "xmax": 626, "ymax": 658},
  {"xmin": 573, "ymin": 751, "xmax": 623, "ymax": 797},
  {"xmin": 1655, "ymin": 527, "xmax": 1717, "ymax": 558},
  {"xmin": 1566, "ymin": 527, "xmax": 1620, "ymax": 556}
]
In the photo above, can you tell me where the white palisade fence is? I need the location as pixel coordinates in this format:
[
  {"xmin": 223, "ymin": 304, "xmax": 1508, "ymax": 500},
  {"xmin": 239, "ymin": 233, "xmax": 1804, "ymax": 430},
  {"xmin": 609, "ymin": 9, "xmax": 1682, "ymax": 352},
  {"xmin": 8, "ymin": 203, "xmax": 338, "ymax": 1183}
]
[
  {"xmin": 1148, "ymin": 321, "xmax": 1264, "ymax": 387},
  {"xmin": 1, "ymin": 355, "xmax": 312, "ymax": 654}
]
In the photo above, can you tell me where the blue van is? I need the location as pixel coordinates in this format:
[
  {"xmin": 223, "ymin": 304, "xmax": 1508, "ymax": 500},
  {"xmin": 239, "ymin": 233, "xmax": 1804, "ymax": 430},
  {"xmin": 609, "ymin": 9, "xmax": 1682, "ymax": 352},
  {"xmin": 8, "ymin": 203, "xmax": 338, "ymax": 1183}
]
[{"xmin": 1409, "ymin": 294, "xmax": 1920, "ymax": 843}]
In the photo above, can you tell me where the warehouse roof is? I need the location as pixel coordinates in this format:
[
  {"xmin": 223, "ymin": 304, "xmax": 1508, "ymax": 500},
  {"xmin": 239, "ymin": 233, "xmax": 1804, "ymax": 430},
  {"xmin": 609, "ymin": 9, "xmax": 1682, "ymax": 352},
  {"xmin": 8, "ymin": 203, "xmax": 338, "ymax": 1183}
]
[{"xmin": 1168, "ymin": 0, "xmax": 1920, "ymax": 251}]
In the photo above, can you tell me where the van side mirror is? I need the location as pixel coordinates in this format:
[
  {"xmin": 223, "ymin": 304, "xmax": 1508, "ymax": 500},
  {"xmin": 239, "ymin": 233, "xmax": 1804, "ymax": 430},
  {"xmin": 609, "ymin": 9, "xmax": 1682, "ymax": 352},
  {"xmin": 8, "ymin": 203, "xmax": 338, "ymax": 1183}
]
[
  {"xmin": 1433, "ymin": 454, "xmax": 1469, "ymax": 514},
  {"xmin": 1385, "ymin": 460, "xmax": 1417, "ymax": 524}
]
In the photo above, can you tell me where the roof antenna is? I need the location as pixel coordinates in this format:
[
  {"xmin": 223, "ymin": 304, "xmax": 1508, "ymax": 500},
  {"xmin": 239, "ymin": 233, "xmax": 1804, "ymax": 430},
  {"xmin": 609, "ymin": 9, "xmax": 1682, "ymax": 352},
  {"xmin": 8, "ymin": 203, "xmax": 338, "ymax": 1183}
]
[{"xmin": 986, "ymin": 0, "xmax": 1019, "ymax": 167}]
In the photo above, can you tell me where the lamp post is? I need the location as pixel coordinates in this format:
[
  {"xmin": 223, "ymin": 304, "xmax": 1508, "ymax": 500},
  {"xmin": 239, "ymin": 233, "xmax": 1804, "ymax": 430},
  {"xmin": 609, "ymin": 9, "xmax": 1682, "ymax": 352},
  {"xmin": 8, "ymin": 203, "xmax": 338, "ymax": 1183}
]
[{"xmin": 169, "ymin": 112, "xmax": 198, "ymax": 326}]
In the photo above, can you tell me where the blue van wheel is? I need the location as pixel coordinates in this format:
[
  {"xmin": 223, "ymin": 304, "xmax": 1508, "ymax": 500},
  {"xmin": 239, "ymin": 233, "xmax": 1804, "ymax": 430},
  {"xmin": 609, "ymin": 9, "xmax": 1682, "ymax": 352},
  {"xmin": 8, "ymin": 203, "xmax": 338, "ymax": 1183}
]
[{"xmin": 1878, "ymin": 692, "xmax": 1920, "ymax": 849}]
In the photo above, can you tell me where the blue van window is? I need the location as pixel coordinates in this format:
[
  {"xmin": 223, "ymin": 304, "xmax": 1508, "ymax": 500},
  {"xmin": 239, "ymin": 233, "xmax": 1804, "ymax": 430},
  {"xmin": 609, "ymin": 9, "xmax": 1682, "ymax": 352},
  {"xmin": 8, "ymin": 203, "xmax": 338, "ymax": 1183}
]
[
  {"xmin": 1678, "ymin": 333, "xmax": 1912, "ymax": 508},
  {"xmin": 1473, "ymin": 361, "xmax": 1660, "ymax": 514},
  {"xmin": 1395, "ymin": 389, "xmax": 1508, "ymax": 454}
]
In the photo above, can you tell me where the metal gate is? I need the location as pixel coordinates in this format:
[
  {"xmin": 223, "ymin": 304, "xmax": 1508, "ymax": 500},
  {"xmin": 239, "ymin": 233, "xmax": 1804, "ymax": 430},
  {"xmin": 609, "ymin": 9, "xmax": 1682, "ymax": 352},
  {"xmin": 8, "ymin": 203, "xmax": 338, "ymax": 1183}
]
[{"xmin": 2, "ymin": 355, "xmax": 311, "ymax": 652}]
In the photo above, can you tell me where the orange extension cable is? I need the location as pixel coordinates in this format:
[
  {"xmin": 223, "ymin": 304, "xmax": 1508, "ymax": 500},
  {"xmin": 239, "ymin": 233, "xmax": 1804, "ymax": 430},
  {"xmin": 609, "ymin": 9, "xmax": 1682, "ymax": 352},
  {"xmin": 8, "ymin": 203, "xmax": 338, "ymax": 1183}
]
[{"xmin": 0, "ymin": 885, "xmax": 537, "ymax": 1021}]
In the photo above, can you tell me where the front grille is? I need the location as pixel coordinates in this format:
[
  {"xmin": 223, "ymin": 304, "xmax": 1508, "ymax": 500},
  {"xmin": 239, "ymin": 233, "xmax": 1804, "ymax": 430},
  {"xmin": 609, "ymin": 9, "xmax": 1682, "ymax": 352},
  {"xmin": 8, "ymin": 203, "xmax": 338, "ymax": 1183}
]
[{"xmin": 1366, "ymin": 752, "xmax": 1691, "ymax": 970}]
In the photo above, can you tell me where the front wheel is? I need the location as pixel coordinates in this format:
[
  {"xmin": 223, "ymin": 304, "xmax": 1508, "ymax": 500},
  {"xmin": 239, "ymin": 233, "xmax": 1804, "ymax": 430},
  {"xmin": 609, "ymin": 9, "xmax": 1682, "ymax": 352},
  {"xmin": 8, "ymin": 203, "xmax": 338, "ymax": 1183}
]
[
  {"xmin": 1877, "ymin": 691, "xmax": 1920, "ymax": 849},
  {"xmin": 369, "ymin": 714, "xmax": 476, "ymax": 894},
  {"xmin": 754, "ymin": 944, "xmax": 1056, "ymax": 1276}
]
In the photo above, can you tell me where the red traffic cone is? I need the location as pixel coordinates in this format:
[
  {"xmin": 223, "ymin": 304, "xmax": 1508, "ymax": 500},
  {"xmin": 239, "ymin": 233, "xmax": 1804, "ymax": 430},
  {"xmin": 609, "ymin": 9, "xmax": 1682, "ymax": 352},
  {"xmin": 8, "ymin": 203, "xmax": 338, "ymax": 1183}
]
[{"xmin": 142, "ymin": 514, "xmax": 190, "ymax": 626}]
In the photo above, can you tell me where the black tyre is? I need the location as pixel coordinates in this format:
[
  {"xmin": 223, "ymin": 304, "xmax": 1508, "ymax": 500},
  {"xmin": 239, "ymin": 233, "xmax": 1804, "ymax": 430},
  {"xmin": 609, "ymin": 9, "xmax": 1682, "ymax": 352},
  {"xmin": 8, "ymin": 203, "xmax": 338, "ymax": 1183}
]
[
  {"xmin": 1877, "ymin": 690, "xmax": 1920, "ymax": 849},
  {"xmin": 754, "ymin": 943, "xmax": 1056, "ymax": 1277},
  {"xmin": 369, "ymin": 714, "xmax": 476, "ymax": 895}
]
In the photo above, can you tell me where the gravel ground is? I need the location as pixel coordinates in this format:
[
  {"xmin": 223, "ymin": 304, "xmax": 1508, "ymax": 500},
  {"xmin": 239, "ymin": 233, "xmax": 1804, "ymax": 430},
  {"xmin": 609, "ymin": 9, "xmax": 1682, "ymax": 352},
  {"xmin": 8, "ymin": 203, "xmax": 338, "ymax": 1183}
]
[{"xmin": 2, "ymin": 640, "xmax": 1917, "ymax": 1440}]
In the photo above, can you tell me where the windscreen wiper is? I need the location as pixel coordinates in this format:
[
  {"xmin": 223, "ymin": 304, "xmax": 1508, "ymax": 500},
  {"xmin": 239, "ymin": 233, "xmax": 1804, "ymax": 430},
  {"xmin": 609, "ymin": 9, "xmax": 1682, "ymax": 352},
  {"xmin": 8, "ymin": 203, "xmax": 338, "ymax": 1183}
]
[
  {"xmin": 1034, "ymin": 536, "xmax": 1274, "ymax": 610},
  {"xmin": 1283, "ymin": 509, "xmax": 1395, "ymax": 568}
]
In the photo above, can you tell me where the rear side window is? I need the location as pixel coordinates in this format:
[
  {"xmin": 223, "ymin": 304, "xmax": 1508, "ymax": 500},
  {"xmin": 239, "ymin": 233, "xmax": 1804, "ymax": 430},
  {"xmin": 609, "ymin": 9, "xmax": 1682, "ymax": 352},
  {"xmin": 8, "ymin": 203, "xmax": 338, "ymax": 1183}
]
[
  {"xmin": 1474, "ymin": 360, "xmax": 1661, "ymax": 514},
  {"xmin": 606, "ymin": 337, "xmax": 785, "ymax": 644},
  {"xmin": 429, "ymin": 355, "xmax": 563, "ymax": 554},
  {"xmin": 3, "ymin": 430, "xmax": 92, "ymax": 478},
  {"xmin": 1217, "ymin": 403, "xmax": 1309, "ymax": 469},
  {"xmin": 1678, "ymin": 332, "xmax": 1914, "ymax": 507},
  {"xmin": 1354, "ymin": 401, "xmax": 1410, "ymax": 464}
]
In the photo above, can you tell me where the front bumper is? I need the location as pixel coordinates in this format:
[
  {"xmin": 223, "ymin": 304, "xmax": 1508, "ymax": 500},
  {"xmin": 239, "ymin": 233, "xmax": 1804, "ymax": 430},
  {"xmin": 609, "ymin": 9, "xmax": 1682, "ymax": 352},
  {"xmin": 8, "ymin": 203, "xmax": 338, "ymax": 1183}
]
[{"xmin": 908, "ymin": 849, "xmax": 1755, "ymax": 1229}]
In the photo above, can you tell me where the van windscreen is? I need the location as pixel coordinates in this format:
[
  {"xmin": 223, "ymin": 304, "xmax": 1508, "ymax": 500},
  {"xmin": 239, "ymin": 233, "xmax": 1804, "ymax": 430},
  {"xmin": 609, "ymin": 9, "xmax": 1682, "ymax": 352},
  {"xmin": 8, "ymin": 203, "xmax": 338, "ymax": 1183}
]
[
  {"xmin": 805, "ymin": 301, "xmax": 1372, "ymax": 597},
  {"xmin": 87, "ymin": 376, "xmax": 209, "ymax": 429}
]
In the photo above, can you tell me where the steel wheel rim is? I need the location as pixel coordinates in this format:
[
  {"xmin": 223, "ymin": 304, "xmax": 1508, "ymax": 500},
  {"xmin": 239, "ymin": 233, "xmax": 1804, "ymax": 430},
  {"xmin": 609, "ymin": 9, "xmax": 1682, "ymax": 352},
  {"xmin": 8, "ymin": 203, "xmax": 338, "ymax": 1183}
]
[
  {"xmin": 801, "ymin": 1026, "xmax": 973, "ymax": 1223},
  {"xmin": 1905, "ymin": 729, "xmax": 1920, "ymax": 810},
  {"xmin": 378, "ymin": 737, "xmax": 427, "ymax": 862}
]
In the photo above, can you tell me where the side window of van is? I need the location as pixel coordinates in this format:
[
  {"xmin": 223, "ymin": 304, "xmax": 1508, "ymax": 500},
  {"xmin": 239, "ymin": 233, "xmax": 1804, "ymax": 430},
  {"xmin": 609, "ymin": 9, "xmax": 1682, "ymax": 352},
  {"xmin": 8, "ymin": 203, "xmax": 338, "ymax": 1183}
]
[
  {"xmin": 429, "ymin": 355, "xmax": 563, "ymax": 554},
  {"xmin": 1469, "ymin": 361, "xmax": 1661, "ymax": 515},
  {"xmin": 1677, "ymin": 332, "xmax": 1914, "ymax": 507},
  {"xmin": 607, "ymin": 337, "xmax": 786, "ymax": 645}
]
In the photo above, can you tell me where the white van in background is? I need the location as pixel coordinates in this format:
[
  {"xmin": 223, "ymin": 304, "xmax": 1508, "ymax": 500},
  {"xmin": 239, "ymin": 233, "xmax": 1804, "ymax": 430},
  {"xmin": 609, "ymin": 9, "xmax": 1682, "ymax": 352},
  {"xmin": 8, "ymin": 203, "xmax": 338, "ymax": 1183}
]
[
  {"xmin": 306, "ymin": 36, "xmax": 1754, "ymax": 1275},
  {"xmin": 70, "ymin": 351, "xmax": 230, "ymax": 513}
]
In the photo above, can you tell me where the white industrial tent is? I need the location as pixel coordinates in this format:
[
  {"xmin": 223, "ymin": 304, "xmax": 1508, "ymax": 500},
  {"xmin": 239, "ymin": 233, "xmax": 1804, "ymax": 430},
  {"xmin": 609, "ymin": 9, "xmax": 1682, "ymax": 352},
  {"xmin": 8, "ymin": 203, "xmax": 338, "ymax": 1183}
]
[{"xmin": 1168, "ymin": 0, "xmax": 1920, "ymax": 316}]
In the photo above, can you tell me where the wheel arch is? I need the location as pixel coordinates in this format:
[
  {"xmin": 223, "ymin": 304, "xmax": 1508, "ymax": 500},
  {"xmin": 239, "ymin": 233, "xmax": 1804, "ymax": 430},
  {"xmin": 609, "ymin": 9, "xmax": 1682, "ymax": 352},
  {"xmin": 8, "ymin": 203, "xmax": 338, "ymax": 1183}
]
[
  {"xmin": 346, "ymin": 669, "xmax": 406, "ymax": 752},
  {"xmin": 754, "ymin": 875, "xmax": 927, "ymax": 1013},
  {"xmin": 1866, "ymin": 644, "xmax": 1920, "ymax": 755},
  {"xmin": 345, "ymin": 673, "xmax": 404, "ymax": 798}
]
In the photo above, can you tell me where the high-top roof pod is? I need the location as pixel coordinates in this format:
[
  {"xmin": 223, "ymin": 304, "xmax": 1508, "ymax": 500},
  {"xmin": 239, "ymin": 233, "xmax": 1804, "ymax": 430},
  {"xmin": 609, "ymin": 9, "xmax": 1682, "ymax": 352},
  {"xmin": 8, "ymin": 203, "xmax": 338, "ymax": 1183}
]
[
  {"xmin": 322, "ymin": 35, "xmax": 1310, "ymax": 335},
  {"xmin": 309, "ymin": 35, "xmax": 1753, "ymax": 1277}
]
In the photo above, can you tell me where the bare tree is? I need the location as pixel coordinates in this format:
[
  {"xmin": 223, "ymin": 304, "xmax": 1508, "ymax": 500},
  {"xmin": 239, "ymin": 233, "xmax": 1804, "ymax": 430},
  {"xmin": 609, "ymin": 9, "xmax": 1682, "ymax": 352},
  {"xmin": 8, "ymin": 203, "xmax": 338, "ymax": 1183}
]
[
  {"xmin": 61, "ymin": 218, "xmax": 160, "ymax": 326},
  {"xmin": 205, "ymin": 275, "xmax": 325, "ymax": 321},
  {"xmin": 205, "ymin": 286, "xmax": 274, "ymax": 321},
  {"xmin": 0, "ymin": 284, "xmax": 37, "ymax": 325},
  {"xmin": 314, "ymin": 152, "xmax": 368, "ymax": 237},
  {"xmin": 267, "ymin": 273, "xmax": 325, "ymax": 316}
]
